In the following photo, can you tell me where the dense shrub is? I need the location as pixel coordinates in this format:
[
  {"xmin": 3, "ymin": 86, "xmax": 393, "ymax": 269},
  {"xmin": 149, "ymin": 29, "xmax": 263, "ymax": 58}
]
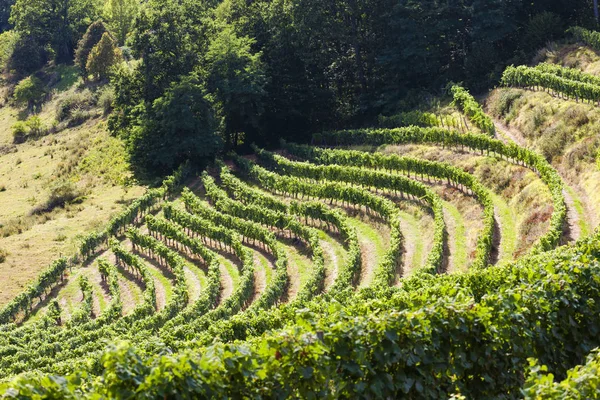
[
  {"xmin": 97, "ymin": 86, "xmax": 115, "ymax": 115},
  {"xmin": 55, "ymin": 89, "xmax": 94, "ymax": 121},
  {"xmin": 31, "ymin": 179, "xmax": 82, "ymax": 215},
  {"xmin": 0, "ymin": 31, "xmax": 19, "ymax": 72},
  {"xmin": 11, "ymin": 121, "xmax": 27, "ymax": 144},
  {"xmin": 12, "ymin": 76, "xmax": 47, "ymax": 110}
]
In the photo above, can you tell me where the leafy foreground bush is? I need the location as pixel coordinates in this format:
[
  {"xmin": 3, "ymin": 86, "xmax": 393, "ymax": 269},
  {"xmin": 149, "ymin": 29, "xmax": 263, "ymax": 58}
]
[{"xmin": 2, "ymin": 231, "xmax": 600, "ymax": 398}]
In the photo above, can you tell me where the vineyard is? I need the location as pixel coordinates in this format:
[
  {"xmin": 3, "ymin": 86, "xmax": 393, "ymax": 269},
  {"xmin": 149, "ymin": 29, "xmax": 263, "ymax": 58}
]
[
  {"xmin": 0, "ymin": 96, "xmax": 598, "ymax": 397},
  {"xmin": 2, "ymin": 25, "xmax": 600, "ymax": 397}
]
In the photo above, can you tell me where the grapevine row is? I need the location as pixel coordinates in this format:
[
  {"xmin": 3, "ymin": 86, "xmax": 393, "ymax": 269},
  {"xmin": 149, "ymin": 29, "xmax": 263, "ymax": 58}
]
[
  {"xmin": 314, "ymin": 126, "xmax": 566, "ymax": 253},
  {"xmin": 284, "ymin": 143, "xmax": 495, "ymax": 269},
  {"xmin": 450, "ymin": 84, "xmax": 495, "ymax": 136}
]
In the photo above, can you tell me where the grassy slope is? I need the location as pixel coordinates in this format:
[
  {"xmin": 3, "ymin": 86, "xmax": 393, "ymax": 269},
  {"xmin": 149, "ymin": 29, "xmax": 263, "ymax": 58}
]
[
  {"xmin": 486, "ymin": 43, "xmax": 600, "ymax": 232},
  {"xmin": 0, "ymin": 68, "xmax": 145, "ymax": 308}
]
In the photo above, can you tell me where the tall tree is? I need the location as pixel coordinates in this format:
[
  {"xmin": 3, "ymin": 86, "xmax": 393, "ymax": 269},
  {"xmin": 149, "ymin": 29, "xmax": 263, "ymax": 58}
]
[
  {"xmin": 125, "ymin": 75, "xmax": 221, "ymax": 175},
  {"xmin": 74, "ymin": 20, "xmax": 107, "ymax": 75},
  {"xmin": 102, "ymin": 0, "xmax": 139, "ymax": 45},
  {"xmin": 10, "ymin": 0, "xmax": 99, "ymax": 62},
  {"xmin": 202, "ymin": 26, "xmax": 267, "ymax": 149},
  {"xmin": 86, "ymin": 31, "xmax": 122, "ymax": 81}
]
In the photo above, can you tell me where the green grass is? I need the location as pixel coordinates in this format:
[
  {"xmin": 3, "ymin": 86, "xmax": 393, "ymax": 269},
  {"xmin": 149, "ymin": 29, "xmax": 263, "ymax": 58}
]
[
  {"xmin": 52, "ymin": 65, "xmax": 82, "ymax": 93},
  {"xmin": 397, "ymin": 210, "xmax": 425, "ymax": 274},
  {"xmin": 490, "ymin": 193, "xmax": 518, "ymax": 264},
  {"xmin": 254, "ymin": 251, "xmax": 272, "ymax": 285},
  {"xmin": 565, "ymin": 185, "xmax": 591, "ymax": 238},
  {"xmin": 318, "ymin": 230, "xmax": 348, "ymax": 286},
  {"xmin": 144, "ymin": 260, "xmax": 174, "ymax": 307},
  {"xmin": 442, "ymin": 201, "xmax": 469, "ymax": 273},
  {"xmin": 283, "ymin": 241, "xmax": 314, "ymax": 289},
  {"xmin": 346, "ymin": 217, "xmax": 388, "ymax": 287},
  {"xmin": 218, "ymin": 255, "xmax": 241, "ymax": 290}
]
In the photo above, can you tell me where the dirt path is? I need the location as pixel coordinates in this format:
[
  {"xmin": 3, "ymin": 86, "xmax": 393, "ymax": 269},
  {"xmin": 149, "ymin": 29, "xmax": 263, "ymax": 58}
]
[
  {"xmin": 395, "ymin": 212, "xmax": 422, "ymax": 281},
  {"xmin": 282, "ymin": 244, "xmax": 302, "ymax": 302},
  {"xmin": 493, "ymin": 117, "xmax": 528, "ymax": 147},
  {"xmin": 562, "ymin": 188, "xmax": 582, "ymax": 243},
  {"xmin": 349, "ymin": 217, "xmax": 389, "ymax": 288},
  {"xmin": 249, "ymin": 252, "xmax": 267, "ymax": 306},
  {"xmin": 441, "ymin": 201, "xmax": 468, "ymax": 274},
  {"xmin": 320, "ymin": 238, "xmax": 339, "ymax": 291}
]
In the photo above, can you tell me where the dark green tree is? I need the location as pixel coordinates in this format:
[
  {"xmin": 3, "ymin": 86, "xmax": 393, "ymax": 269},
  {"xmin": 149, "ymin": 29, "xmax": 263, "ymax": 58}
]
[
  {"xmin": 125, "ymin": 75, "xmax": 222, "ymax": 176},
  {"xmin": 86, "ymin": 32, "xmax": 122, "ymax": 81},
  {"xmin": 202, "ymin": 26, "xmax": 267, "ymax": 149},
  {"xmin": 10, "ymin": 0, "xmax": 99, "ymax": 62},
  {"xmin": 74, "ymin": 20, "xmax": 107, "ymax": 75}
]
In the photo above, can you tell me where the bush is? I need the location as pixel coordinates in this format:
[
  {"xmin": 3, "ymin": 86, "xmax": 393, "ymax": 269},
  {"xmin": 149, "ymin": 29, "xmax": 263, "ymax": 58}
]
[
  {"xmin": 97, "ymin": 86, "xmax": 115, "ymax": 115},
  {"xmin": 68, "ymin": 107, "xmax": 93, "ymax": 127},
  {"xmin": 26, "ymin": 115, "xmax": 45, "ymax": 137},
  {"xmin": 491, "ymin": 89, "xmax": 522, "ymax": 117},
  {"xmin": 13, "ymin": 76, "xmax": 47, "ymax": 110},
  {"xmin": 11, "ymin": 121, "xmax": 27, "ymax": 143},
  {"xmin": 55, "ymin": 89, "xmax": 94, "ymax": 121},
  {"xmin": 522, "ymin": 12, "xmax": 563, "ymax": 52},
  {"xmin": 32, "ymin": 180, "xmax": 82, "ymax": 214},
  {"xmin": 0, "ymin": 248, "xmax": 7, "ymax": 263}
]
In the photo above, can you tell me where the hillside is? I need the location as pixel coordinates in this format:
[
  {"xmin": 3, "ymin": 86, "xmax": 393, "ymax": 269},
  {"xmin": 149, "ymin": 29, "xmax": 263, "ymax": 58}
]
[
  {"xmin": 0, "ymin": 68, "xmax": 144, "ymax": 307},
  {"xmin": 1, "ymin": 1, "xmax": 600, "ymax": 398}
]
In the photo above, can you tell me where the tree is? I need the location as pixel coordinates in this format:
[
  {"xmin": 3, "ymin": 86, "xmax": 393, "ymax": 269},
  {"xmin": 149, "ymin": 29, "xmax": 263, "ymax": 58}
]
[
  {"xmin": 202, "ymin": 26, "xmax": 267, "ymax": 149},
  {"xmin": 86, "ymin": 32, "xmax": 122, "ymax": 81},
  {"xmin": 125, "ymin": 75, "xmax": 222, "ymax": 176},
  {"xmin": 8, "ymin": 35, "xmax": 46, "ymax": 74},
  {"xmin": 75, "ymin": 20, "xmax": 107, "ymax": 75},
  {"xmin": 9, "ymin": 0, "xmax": 99, "ymax": 62},
  {"xmin": 102, "ymin": 0, "xmax": 139, "ymax": 45},
  {"xmin": 13, "ymin": 75, "xmax": 46, "ymax": 110},
  {"xmin": 0, "ymin": 0, "xmax": 15, "ymax": 31}
]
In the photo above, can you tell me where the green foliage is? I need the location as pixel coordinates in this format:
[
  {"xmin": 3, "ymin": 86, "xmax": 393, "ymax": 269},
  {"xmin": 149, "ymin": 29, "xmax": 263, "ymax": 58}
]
[
  {"xmin": 74, "ymin": 20, "xmax": 107, "ymax": 75},
  {"xmin": 11, "ymin": 121, "xmax": 27, "ymax": 144},
  {"xmin": 85, "ymin": 32, "xmax": 122, "ymax": 81},
  {"xmin": 568, "ymin": 26, "xmax": 600, "ymax": 52},
  {"xmin": 102, "ymin": 0, "xmax": 139, "ymax": 45},
  {"xmin": 7, "ymin": 36, "xmax": 46, "ymax": 75},
  {"xmin": 450, "ymin": 84, "xmax": 495, "ymax": 136},
  {"xmin": 11, "ymin": 116, "xmax": 46, "ymax": 143},
  {"xmin": 97, "ymin": 86, "xmax": 115, "ymax": 116},
  {"xmin": 0, "ymin": 31, "xmax": 19, "ymax": 72},
  {"xmin": 124, "ymin": 75, "xmax": 222, "ymax": 176},
  {"xmin": 202, "ymin": 26, "xmax": 267, "ymax": 148},
  {"xmin": 523, "ymin": 350, "xmax": 600, "ymax": 399},
  {"xmin": 10, "ymin": 0, "xmax": 100, "ymax": 62},
  {"xmin": 502, "ymin": 64, "xmax": 600, "ymax": 104},
  {"xmin": 31, "ymin": 179, "xmax": 81, "ymax": 214},
  {"xmin": 25, "ymin": 115, "xmax": 45, "ymax": 137},
  {"xmin": 315, "ymin": 126, "xmax": 567, "ymax": 254},
  {"xmin": 12, "ymin": 75, "xmax": 47, "ymax": 110},
  {"xmin": 55, "ymin": 89, "xmax": 94, "ymax": 122},
  {"xmin": 523, "ymin": 12, "xmax": 563, "ymax": 52}
]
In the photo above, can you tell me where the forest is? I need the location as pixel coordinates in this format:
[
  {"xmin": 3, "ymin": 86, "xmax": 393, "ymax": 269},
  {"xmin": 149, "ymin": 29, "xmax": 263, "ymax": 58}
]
[{"xmin": 0, "ymin": 0, "xmax": 595, "ymax": 175}]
